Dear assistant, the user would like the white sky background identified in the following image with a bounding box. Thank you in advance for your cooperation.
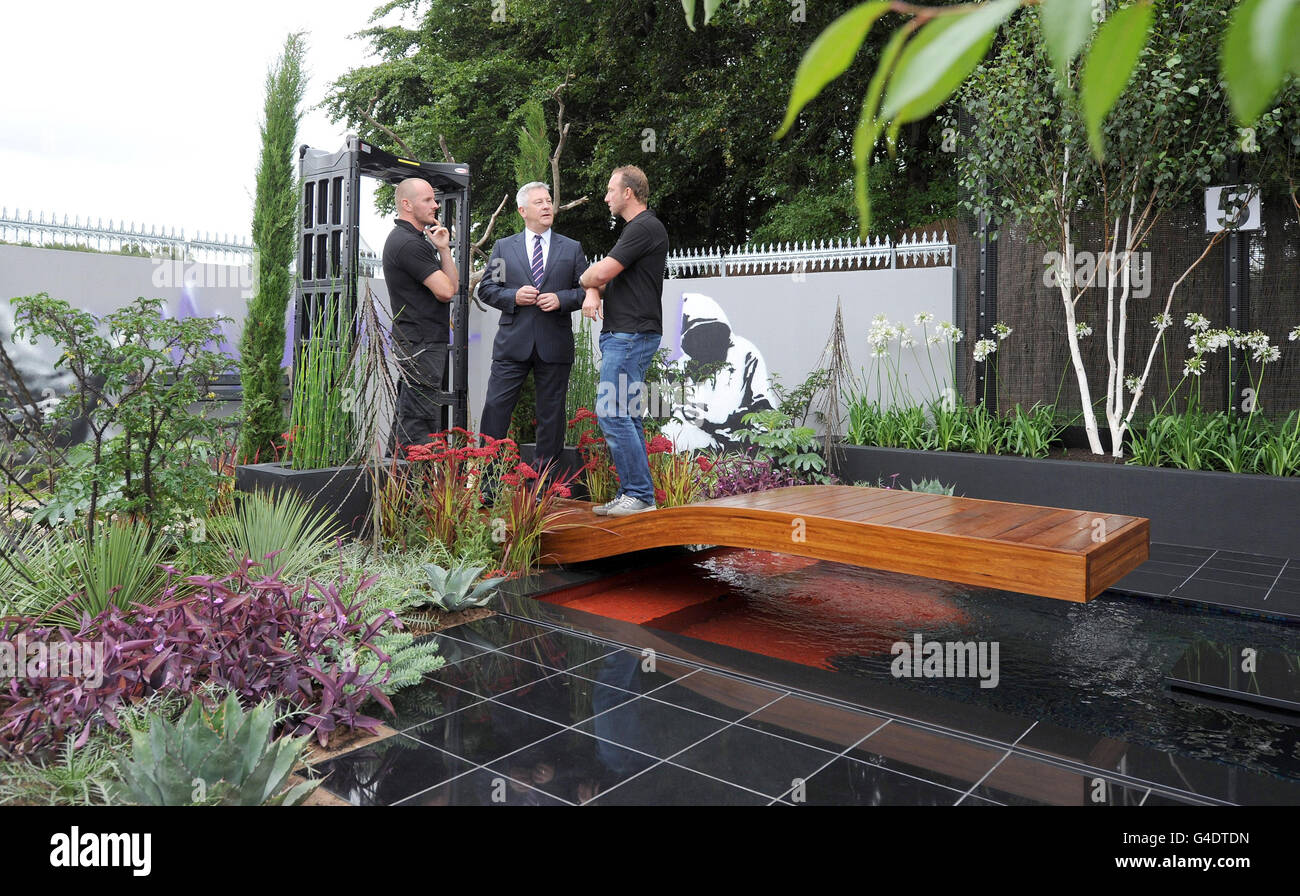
[0,0,404,255]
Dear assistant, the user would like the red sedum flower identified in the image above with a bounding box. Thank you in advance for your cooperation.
[646,435,673,455]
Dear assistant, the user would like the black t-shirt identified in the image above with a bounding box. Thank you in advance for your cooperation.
[604,209,668,335]
[382,219,450,344]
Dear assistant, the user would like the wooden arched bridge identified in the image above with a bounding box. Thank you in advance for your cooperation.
[540,485,1149,603]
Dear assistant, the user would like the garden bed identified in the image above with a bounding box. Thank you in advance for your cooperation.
[830,443,1299,557]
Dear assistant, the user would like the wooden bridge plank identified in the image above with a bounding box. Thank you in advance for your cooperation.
[912,505,1063,539]
[989,509,1090,543]
[773,490,895,518]
[853,501,972,530]
[540,485,1149,602]
[851,495,953,526]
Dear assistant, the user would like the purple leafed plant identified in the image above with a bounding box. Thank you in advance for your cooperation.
[0,557,396,759]
[706,453,808,498]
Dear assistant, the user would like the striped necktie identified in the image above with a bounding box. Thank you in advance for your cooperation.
[530,234,544,287]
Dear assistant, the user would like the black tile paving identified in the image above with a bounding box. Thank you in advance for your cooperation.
[1113,542,1300,623]
[312,543,1300,805]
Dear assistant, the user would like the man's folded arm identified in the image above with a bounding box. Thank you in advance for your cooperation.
[558,249,589,312]
[577,254,624,290]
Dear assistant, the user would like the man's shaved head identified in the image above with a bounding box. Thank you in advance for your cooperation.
[396,178,434,204]
[396,178,440,229]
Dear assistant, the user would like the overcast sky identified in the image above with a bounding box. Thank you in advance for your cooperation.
[0,0,401,252]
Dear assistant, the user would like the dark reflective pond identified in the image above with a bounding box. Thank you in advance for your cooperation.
[544,547,1300,782]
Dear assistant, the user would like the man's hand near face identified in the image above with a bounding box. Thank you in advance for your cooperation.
[423,223,451,251]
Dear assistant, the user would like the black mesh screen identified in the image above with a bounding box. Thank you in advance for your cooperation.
[954,189,1299,423]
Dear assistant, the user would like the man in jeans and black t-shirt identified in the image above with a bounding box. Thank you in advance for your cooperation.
[579,165,669,516]
[382,178,459,449]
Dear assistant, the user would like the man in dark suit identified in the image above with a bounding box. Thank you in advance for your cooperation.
[477,181,590,487]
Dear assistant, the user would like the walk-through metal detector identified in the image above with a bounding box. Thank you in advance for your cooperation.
[295,135,472,431]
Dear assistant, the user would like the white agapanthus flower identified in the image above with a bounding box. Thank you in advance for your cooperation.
[1243,330,1270,356]
[1257,345,1281,364]
[1189,330,1233,354]
[1206,329,1232,352]
[1075,321,1093,338]
[900,333,916,349]
[1151,312,1173,330]
[867,318,892,349]
[1183,356,1206,377]
[1184,312,1211,332]
[972,338,998,363]
[1125,375,1141,395]
[992,321,1012,341]
[1289,324,1300,342]
[926,334,943,346]
[870,347,887,359]
[914,311,935,326]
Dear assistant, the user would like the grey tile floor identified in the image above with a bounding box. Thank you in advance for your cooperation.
[314,609,1300,806]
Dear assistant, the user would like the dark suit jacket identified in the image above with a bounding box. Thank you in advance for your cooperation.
[477,229,588,364]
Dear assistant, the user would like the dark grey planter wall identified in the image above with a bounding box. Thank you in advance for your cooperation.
[831,445,1299,557]
[235,462,373,537]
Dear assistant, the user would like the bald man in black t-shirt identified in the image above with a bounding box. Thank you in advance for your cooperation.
[382,178,459,448]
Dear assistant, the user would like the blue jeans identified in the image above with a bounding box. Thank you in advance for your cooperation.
[597,331,661,504]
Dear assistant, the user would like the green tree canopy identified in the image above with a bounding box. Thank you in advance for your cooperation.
[325,0,963,254]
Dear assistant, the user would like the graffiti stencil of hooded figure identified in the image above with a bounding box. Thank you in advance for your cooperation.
[661,293,773,451]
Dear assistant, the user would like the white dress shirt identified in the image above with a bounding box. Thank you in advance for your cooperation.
[526,227,551,273]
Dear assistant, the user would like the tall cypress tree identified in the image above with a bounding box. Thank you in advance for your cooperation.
[239,32,307,463]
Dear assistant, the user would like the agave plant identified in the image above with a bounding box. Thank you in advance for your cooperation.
[116,692,318,807]
[418,562,507,613]
[905,478,956,496]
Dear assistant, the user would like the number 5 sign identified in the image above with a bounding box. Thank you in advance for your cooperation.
[1205,184,1261,233]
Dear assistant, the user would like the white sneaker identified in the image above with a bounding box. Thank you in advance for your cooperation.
[591,495,623,516]
[604,494,657,517]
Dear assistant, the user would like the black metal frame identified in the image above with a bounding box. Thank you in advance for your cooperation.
[295,135,472,430]
[976,206,998,412]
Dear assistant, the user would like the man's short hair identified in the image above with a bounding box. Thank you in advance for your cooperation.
[613,166,649,205]
[516,181,551,208]
[396,177,433,205]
